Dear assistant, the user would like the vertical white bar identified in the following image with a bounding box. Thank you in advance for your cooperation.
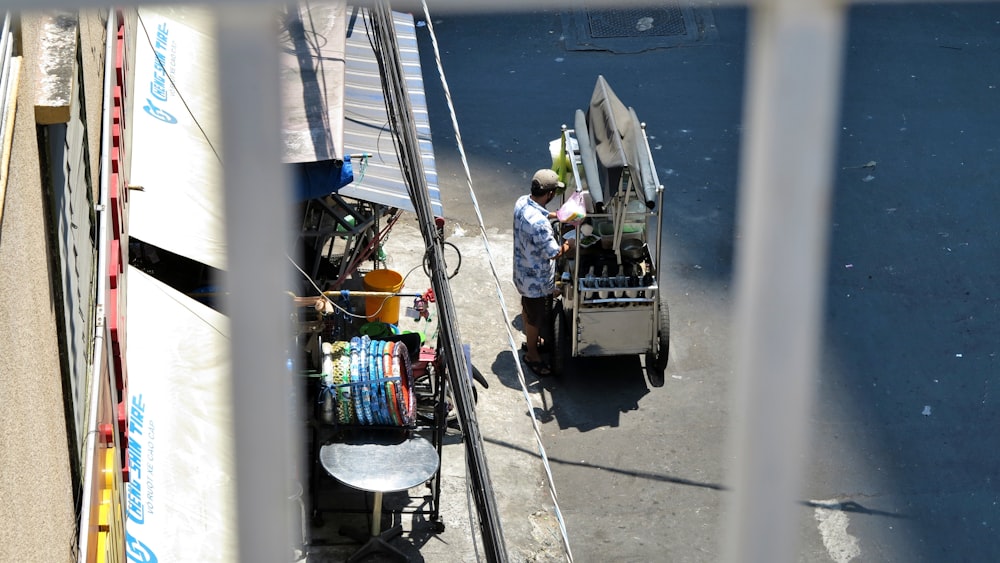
[215,6,298,563]
[724,1,845,562]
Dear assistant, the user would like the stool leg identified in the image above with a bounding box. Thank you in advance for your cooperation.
[348,491,408,563]
[371,491,383,536]
[347,528,407,563]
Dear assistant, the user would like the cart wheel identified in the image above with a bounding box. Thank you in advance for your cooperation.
[551,300,570,377]
[646,296,670,387]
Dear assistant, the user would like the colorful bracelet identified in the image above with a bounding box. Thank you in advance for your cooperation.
[360,336,375,425]
[369,339,385,425]
[377,340,391,425]
[332,341,352,424]
[320,341,335,386]
[350,337,365,425]
[396,341,414,425]
[327,337,415,427]
[385,342,401,426]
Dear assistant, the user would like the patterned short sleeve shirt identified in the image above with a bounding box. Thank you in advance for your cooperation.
[513,194,560,298]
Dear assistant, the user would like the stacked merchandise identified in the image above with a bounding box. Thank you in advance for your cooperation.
[317,335,415,426]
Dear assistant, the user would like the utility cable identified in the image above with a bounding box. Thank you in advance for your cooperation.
[286,252,425,321]
[366,4,509,560]
[420,3,575,561]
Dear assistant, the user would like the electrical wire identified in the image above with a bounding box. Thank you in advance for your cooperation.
[420,2,575,561]
[287,249,429,325]
[365,4,509,560]
[423,240,462,279]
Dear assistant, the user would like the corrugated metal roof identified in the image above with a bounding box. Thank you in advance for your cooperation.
[338,8,443,217]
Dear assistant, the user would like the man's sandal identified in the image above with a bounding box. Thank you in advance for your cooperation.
[523,358,553,377]
[520,338,549,354]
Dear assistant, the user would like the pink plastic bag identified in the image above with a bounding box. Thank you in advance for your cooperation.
[556,191,587,225]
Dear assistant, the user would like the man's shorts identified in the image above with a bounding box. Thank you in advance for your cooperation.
[521,295,549,327]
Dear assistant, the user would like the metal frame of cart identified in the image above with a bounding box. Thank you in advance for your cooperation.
[549,76,670,383]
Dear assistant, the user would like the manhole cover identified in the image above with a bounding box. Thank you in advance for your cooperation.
[562,1,717,53]
[586,5,688,39]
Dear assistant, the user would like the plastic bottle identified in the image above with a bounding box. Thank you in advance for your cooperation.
[583,266,596,301]
[637,264,649,298]
[626,263,640,299]
[641,271,654,299]
[615,266,628,296]
[599,265,610,299]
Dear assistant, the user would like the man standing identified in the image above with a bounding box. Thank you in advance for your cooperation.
[513,169,571,377]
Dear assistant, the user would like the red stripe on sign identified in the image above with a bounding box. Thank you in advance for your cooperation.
[99,423,114,445]
[113,349,127,392]
[117,399,127,432]
[109,287,125,357]
[110,172,126,237]
[109,241,120,289]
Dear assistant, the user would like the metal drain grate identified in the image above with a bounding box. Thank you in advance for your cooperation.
[562,1,715,53]
[586,5,688,39]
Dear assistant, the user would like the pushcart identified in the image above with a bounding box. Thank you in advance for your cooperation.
[548,76,670,384]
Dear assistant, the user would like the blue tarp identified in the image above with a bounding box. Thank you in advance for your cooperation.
[292,159,355,202]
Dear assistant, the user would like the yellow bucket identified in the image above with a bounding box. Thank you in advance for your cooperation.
[362,269,404,324]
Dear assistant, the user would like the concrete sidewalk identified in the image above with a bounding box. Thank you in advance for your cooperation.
[305,216,566,562]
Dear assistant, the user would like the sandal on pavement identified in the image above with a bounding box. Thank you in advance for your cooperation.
[520,338,549,354]
[523,358,553,377]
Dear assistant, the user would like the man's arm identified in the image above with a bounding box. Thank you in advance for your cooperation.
[555,239,571,258]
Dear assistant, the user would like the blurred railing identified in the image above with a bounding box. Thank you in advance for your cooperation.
[0,11,18,221]
[0,0,941,562]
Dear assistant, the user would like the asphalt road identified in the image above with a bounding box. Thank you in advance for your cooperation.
[418,4,1000,562]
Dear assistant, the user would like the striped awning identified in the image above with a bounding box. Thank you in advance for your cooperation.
[283,4,441,215]
[337,7,442,217]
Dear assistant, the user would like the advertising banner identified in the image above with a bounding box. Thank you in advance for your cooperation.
[124,267,234,563]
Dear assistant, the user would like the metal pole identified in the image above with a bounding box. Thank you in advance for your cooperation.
[216,7,298,563]
[724,1,846,562]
